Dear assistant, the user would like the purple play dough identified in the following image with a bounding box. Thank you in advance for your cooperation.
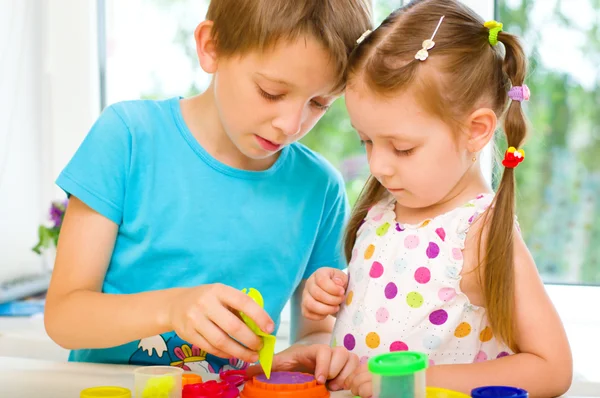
[256,372,314,385]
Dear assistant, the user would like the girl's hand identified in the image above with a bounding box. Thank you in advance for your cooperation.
[169,283,274,364]
[247,344,360,391]
[345,363,373,398]
[302,267,348,320]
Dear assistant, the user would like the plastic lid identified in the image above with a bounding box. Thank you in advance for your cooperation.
[426,387,470,398]
[80,387,132,398]
[368,352,428,376]
[182,373,204,387]
[183,380,238,398]
[471,386,528,397]
[240,372,330,398]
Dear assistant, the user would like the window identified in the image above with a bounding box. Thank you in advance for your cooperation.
[499,0,600,286]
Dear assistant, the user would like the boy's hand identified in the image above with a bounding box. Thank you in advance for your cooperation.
[345,363,373,398]
[169,283,274,364]
[302,267,348,320]
[247,344,359,391]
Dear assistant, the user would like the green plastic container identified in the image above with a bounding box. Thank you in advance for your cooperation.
[368,352,428,398]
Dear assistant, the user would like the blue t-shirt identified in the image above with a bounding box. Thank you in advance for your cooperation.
[56,97,349,371]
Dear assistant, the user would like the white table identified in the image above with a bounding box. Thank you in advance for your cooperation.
[0,356,598,398]
[0,317,598,397]
[0,356,354,397]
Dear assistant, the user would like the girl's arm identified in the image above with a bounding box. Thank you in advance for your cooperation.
[291,279,337,345]
[427,230,573,397]
[44,196,270,363]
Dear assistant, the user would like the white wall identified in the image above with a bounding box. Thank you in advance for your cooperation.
[0,0,44,279]
[0,0,99,279]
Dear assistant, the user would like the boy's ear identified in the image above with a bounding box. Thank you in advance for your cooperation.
[194,20,218,74]
[466,108,497,153]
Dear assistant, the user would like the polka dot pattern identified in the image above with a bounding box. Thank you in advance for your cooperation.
[384,282,398,299]
[479,327,493,343]
[426,242,440,259]
[390,341,409,352]
[366,332,380,349]
[406,292,424,308]
[454,322,472,338]
[404,235,420,249]
[429,310,448,325]
[377,222,391,237]
[376,307,390,323]
[438,287,456,302]
[346,291,354,306]
[332,193,511,367]
[369,262,384,278]
[414,267,431,284]
[344,334,355,351]
[364,244,375,259]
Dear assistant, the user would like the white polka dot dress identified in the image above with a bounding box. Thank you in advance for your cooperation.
[332,194,512,366]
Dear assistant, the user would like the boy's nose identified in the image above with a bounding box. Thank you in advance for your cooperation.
[272,106,305,137]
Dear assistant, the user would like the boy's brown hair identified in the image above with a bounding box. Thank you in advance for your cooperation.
[206,0,373,92]
[344,0,528,352]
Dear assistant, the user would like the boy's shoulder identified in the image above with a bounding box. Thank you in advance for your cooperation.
[287,142,345,190]
[104,98,176,127]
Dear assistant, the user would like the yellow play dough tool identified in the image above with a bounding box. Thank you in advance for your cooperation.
[241,288,276,379]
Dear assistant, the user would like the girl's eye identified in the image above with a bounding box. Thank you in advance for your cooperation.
[396,148,414,156]
[310,100,330,111]
[360,140,372,146]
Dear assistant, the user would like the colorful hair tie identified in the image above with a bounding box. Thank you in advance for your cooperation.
[502,147,525,169]
[508,84,530,102]
[484,20,503,46]
[415,15,446,61]
[356,29,372,45]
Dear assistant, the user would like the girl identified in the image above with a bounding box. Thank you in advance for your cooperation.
[301,0,572,396]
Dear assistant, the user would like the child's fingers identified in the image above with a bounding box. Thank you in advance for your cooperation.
[348,365,373,397]
[328,349,359,391]
[184,328,231,360]
[207,305,263,352]
[195,315,259,364]
[315,269,347,296]
[307,281,345,306]
[219,285,275,334]
[312,345,332,385]
[302,297,339,319]
[344,362,368,390]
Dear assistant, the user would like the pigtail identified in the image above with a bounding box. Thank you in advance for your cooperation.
[344,177,388,262]
[480,31,528,352]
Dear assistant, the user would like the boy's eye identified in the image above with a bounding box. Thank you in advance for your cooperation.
[257,86,284,101]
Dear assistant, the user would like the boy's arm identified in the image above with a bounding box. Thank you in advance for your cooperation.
[427,231,573,397]
[44,196,182,349]
[45,196,270,363]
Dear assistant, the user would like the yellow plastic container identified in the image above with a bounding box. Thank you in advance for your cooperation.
[80,386,132,398]
[426,387,470,398]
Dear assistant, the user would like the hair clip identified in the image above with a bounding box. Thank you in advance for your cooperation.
[484,20,503,46]
[508,84,530,102]
[502,146,525,169]
[357,29,372,45]
[415,15,445,61]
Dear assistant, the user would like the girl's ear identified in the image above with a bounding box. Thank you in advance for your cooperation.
[466,108,497,153]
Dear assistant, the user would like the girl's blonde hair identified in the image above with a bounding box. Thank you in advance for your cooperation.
[344,0,528,352]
